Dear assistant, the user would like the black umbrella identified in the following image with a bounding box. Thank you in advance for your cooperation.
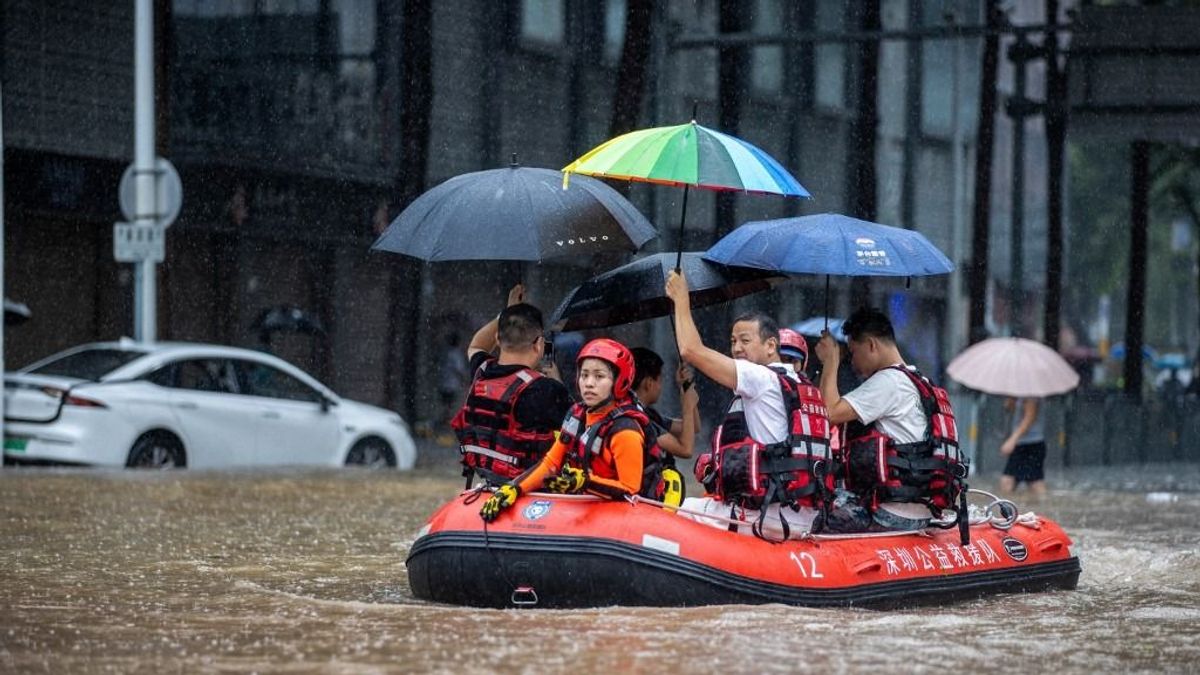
[371,158,656,263]
[548,252,787,331]
[4,298,32,327]
[251,305,325,346]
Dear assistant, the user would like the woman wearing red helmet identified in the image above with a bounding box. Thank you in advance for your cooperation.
[481,338,661,522]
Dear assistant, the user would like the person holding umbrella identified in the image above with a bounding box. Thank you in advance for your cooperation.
[999,398,1046,498]
[665,271,833,541]
[631,348,701,461]
[814,307,962,531]
[452,285,570,488]
[946,336,1083,504]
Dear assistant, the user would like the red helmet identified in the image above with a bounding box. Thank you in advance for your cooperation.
[576,338,635,399]
[693,452,717,494]
[778,328,809,366]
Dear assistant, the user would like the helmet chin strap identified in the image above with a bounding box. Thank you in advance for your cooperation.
[587,395,614,413]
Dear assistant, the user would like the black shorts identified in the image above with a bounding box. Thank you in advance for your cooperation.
[1003,441,1047,483]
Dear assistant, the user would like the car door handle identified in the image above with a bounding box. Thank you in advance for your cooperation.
[262,411,281,419]
[176,402,198,410]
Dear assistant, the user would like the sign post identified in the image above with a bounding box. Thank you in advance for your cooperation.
[1,72,7,464]
[126,0,182,342]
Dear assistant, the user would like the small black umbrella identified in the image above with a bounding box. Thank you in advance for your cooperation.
[371,158,656,263]
[251,305,325,346]
[548,252,787,331]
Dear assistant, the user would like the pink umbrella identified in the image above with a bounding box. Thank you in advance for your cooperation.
[946,337,1080,397]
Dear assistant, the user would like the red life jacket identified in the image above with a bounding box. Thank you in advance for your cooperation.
[557,400,667,500]
[451,363,556,485]
[707,367,834,512]
[843,366,966,517]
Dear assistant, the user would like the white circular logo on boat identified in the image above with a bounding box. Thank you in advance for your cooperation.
[1001,537,1029,562]
[522,500,553,521]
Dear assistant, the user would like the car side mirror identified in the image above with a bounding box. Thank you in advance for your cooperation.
[320,395,335,413]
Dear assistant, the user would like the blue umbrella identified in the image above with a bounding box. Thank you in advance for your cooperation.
[705,213,954,327]
[792,317,846,342]
[704,213,954,277]
[1109,343,1157,361]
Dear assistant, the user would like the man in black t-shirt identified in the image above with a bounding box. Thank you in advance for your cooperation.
[452,285,570,486]
[631,347,699,461]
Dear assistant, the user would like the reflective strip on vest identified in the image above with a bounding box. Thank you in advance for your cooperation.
[462,444,520,465]
[561,414,582,439]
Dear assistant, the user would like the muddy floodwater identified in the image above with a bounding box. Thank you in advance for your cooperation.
[2,457,1199,674]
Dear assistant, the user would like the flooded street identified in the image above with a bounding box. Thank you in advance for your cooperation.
[2,457,1199,674]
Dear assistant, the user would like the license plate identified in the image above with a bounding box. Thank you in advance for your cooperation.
[3,437,28,452]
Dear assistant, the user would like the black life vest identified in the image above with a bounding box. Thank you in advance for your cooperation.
[707,367,834,512]
[557,400,667,500]
[452,363,556,485]
[843,365,966,517]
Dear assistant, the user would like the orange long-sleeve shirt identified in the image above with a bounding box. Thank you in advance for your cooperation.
[516,402,645,498]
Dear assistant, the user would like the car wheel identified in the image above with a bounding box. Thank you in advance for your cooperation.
[126,433,186,469]
[344,438,396,469]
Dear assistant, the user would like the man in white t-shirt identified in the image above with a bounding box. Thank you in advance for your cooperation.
[815,307,932,530]
[664,270,819,538]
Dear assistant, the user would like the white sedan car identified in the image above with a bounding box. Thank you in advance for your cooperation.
[2,341,416,470]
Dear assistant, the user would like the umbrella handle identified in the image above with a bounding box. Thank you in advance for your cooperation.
[823,275,830,331]
[674,184,691,272]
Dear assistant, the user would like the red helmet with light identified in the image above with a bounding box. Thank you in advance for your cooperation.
[576,338,635,400]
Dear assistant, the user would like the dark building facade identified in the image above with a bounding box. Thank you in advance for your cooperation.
[5,0,1038,430]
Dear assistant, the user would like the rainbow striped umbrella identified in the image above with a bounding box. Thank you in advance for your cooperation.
[562,120,810,268]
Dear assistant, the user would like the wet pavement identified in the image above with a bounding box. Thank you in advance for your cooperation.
[2,447,1199,674]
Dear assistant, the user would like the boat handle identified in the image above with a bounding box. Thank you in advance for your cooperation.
[853,560,883,575]
[1037,538,1064,554]
[511,586,539,607]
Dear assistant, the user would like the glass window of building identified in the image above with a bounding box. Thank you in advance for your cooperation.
[175,0,323,15]
[815,0,845,110]
[751,0,784,94]
[604,0,626,62]
[172,0,379,167]
[921,0,980,137]
[521,0,566,45]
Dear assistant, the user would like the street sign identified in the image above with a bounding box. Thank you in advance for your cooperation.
[118,157,183,227]
[113,222,165,263]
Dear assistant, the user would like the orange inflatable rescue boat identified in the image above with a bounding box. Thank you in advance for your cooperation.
[406,491,1080,609]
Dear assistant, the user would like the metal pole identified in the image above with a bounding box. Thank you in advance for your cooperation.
[969,0,1001,345]
[1124,141,1150,399]
[1,74,7,460]
[947,11,968,363]
[1043,0,1066,350]
[1007,34,1029,338]
[134,0,157,342]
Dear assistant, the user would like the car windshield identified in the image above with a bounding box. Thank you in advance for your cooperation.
[27,348,148,381]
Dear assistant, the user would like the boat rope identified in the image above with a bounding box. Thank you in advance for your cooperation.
[627,489,1030,538]
[461,486,528,604]
[459,488,1027,550]
[623,494,927,540]
[963,488,1022,530]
